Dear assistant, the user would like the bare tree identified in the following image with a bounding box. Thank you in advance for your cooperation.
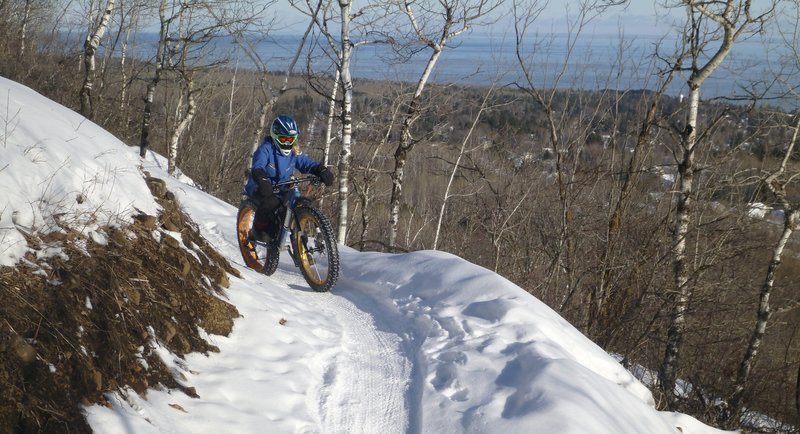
[721,3,800,422]
[322,67,340,167]
[336,0,355,244]
[512,0,631,327]
[138,0,265,164]
[658,0,777,408]
[80,0,115,119]
[139,0,168,158]
[166,35,199,175]
[592,43,685,345]
[0,0,54,77]
[301,0,390,244]
[18,0,34,60]
[112,0,146,114]
[299,0,356,244]
[722,113,800,427]
[387,0,501,250]
[432,85,496,250]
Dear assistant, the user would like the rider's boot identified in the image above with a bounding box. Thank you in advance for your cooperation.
[249,222,273,243]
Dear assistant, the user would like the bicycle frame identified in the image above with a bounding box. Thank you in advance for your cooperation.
[271,177,318,267]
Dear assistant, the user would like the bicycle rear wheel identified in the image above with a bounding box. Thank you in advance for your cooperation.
[292,206,339,292]
[236,201,279,275]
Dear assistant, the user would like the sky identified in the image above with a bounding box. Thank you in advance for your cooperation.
[278,0,678,36]
[277,0,792,38]
[0,75,750,433]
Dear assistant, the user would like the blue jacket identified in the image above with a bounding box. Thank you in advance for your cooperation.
[244,137,321,196]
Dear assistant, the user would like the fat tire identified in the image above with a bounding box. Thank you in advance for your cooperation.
[292,206,339,292]
[237,200,280,274]
[262,243,280,276]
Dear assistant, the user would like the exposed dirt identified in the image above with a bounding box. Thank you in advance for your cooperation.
[0,177,240,433]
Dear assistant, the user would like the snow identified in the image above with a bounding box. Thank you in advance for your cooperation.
[0,76,732,433]
[747,202,770,219]
[0,77,158,266]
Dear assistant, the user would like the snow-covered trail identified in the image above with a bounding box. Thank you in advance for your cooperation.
[305,287,412,434]
[87,168,723,434]
[118,173,418,433]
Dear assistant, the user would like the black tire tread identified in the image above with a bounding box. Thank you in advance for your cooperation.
[262,243,280,276]
[294,206,339,292]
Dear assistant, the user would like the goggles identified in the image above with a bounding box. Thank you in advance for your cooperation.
[276,135,297,147]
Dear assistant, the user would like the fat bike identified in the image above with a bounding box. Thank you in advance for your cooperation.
[236,176,339,292]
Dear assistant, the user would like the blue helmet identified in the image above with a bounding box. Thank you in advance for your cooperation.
[270,115,299,156]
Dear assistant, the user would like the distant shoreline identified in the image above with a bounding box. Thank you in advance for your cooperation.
[100,30,798,109]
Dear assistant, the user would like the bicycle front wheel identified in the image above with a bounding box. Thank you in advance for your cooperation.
[236,201,279,275]
[292,206,339,292]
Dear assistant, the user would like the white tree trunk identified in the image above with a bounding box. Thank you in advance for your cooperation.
[388,0,482,250]
[660,85,699,401]
[324,68,340,167]
[119,0,136,112]
[659,0,766,406]
[725,114,800,424]
[168,77,197,176]
[19,0,33,59]
[336,0,353,245]
[139,0,167,158]
[388,44,445,250]
[80,0,115,118]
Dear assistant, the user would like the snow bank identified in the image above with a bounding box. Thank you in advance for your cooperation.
[337,249,727,433]
[0,76,158,266]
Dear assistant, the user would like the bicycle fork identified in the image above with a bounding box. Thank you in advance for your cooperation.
[279,186,304,269]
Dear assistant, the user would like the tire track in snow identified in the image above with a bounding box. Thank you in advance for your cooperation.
[263,263,413,434]
[309,294,412,434]
[188,209,415,433]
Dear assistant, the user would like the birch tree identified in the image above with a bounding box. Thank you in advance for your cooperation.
[80,0,115,119]
[138,0,263,161]
[592,45,685,345]
[353,90,405,250]
[167,30,198,175]
[19,0,34,60]
[658,0,777,408]
[0,0,51,74]
[335,0,355,244]
[294,0,353,244]
[322,67,340,167]
[111,0,146,114]
[722,113,800,427]
[387,0,500,250]
[165,0,255,174]
[300,0,389,244]
[139,0,168,158]
[722,3,800,423]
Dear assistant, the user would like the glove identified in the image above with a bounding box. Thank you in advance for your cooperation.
[253,168,280,207]
[313,165,335,187]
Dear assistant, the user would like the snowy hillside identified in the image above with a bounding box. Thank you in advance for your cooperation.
[0,76,728,433]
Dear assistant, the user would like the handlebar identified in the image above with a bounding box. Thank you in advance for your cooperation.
[271,176,320,192]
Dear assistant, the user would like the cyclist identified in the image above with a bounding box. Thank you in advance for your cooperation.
[244,115,334,243]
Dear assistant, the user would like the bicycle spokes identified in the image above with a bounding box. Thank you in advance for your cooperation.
[237,202,280,275]
[293,207,338,292]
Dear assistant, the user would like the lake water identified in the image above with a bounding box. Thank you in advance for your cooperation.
[126,31,796,108]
